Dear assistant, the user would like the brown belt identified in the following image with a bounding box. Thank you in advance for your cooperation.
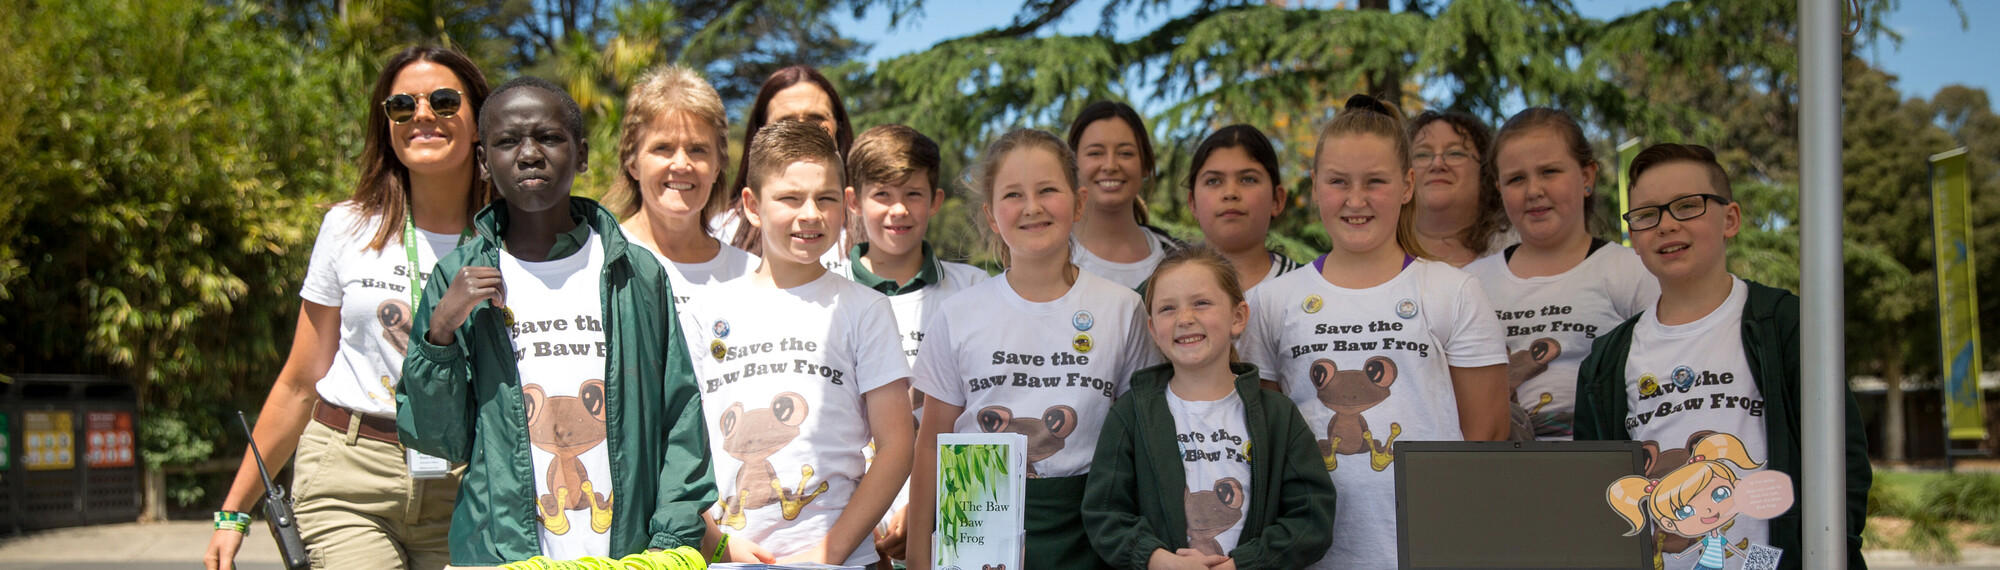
[313,402,399,444]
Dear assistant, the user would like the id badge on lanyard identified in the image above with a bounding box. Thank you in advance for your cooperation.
[402,212,469,479]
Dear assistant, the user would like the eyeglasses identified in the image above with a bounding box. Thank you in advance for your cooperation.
[381,88,463,124]
[1622,193,1730,231]
[1411,149,1477,167]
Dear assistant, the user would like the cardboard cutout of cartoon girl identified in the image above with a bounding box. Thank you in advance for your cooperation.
[1606,433,1795,570]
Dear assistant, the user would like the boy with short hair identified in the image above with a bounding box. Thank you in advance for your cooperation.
[397,77,714,567]
[1575,143,1869,570]
[683,119,915,567]
[842,124,992,363]
[839,124,990,562]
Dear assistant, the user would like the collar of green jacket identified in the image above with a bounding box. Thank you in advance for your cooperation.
[471,196,632,263]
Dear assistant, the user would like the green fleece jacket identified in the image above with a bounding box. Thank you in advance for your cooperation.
[1083,362,1337,569]
[1575,279,1870,570]
[396,197,716,565]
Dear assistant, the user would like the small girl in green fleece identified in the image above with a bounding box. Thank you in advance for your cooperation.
[1083,246,1337,569]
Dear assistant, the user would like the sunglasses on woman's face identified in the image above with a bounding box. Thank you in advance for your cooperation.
[381,88,463,124]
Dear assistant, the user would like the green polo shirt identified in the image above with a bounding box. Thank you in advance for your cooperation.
[847,242,944,296]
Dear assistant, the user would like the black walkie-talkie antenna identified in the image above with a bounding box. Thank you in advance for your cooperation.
[238,411,311,570]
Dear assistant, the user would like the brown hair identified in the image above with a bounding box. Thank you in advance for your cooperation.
[606,65,730,224]
[1141,245,1247,362]
[1067,100,1157,225]
[1409,110,1507,257]
[1488,107,1602,232]
[730,66,854,252]
[966,128,1079,267]
[744,120,844,198]
[351,45,492,251]
[847,124,942,192]
[1628,143,1733,201]
[1311,94,1429,259]
[1184,124,1283,206]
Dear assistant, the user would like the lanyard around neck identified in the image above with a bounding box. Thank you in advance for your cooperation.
[403,209,474,308]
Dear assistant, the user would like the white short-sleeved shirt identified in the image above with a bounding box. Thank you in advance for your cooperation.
[912,271,1162,478]
[1238,257,1509,570]
[499,232,614,559]
[881,261,990,363]
[1073,229,1180,289]
[681,272,910,567]
[1623,277,1775,569]
[1168,389,1253,557]
[298,203,464,417]
[1464,242,1658,440]
[633,241,760,368]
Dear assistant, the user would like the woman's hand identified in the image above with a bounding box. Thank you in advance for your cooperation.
[203,528,245,570]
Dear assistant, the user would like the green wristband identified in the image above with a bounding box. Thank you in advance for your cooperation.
[711,533,729,562]
[213,511,252,533]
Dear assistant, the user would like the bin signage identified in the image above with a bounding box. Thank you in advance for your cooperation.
[23,410,73,471]
[86,411,134,468]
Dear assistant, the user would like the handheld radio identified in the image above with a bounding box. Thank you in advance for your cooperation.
[237,411,311,570]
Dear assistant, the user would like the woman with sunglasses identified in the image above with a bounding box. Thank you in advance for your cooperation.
[205,46,491,570]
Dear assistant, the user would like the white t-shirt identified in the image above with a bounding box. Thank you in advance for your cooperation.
[1073,229,1179,289]
[1255,250,1306,292]
[633,241,761,369]
[1464,242,1658,440]
[499,232,614,559]
[1623,277,1774,570]
[299,203,464,417]
[882,261,991,364]
[912,271,1161,478]
[1237,257,1508,570]
[682,272,911,567]
[1167,389,1253,557]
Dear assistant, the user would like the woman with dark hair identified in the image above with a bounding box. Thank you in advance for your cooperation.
[205,45,491,570]
[1068,100,1183,289]
[712,65,855,258]
[1408,110,1511,267]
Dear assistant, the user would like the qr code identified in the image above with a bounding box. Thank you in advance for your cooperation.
[1741,543,1783,570]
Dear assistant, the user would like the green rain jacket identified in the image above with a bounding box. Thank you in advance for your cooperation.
[1084,362,1338,569]
[397,197,716,566]
[1575,279,1870,570]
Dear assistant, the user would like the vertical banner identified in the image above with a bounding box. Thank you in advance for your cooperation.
[1931,147,1988,441]
[1617,138,1642,247]
[1,411,10,471]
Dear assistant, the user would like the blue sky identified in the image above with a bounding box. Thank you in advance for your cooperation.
[834,0,1998,106]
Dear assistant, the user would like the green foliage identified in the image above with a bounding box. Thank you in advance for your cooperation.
[0,1,349,420]
[933,442,1011,562]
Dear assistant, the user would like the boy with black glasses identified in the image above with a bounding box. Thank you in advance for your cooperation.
[1573,143,1870,570]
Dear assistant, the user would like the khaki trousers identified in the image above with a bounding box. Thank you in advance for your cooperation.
[293,417,460,569]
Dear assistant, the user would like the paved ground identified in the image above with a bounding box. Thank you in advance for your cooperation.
[1,520,1997,569]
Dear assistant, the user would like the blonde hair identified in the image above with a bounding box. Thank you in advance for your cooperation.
[1311,94,1430,260]
[966,128,1079,268]
[606,65,730,223]
[1141,245,1247,362]
[1606,433,1766,536]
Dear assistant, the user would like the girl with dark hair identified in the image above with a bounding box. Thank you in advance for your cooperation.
[205,45,491,570]
[1185,124,1304,291]
[713,65,855,259]
[1068,100,1183,289]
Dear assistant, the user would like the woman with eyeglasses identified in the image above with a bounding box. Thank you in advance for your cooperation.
[205,46,491,570]
[1461,108,1657,442]
[1408,110,1511,267]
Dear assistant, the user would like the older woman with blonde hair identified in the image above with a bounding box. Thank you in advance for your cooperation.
[610,65,762,299]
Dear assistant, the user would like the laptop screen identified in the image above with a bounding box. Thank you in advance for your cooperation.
[1395,441,1647,569]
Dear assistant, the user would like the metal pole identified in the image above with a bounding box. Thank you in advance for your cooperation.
[1799,0,1846,568]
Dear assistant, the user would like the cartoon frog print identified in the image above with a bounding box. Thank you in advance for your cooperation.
[524,380,612,535]
[1312,356,1400,472]
[975,405,1078,477]
[1185,477,1246,556]
[715,392,827,529]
